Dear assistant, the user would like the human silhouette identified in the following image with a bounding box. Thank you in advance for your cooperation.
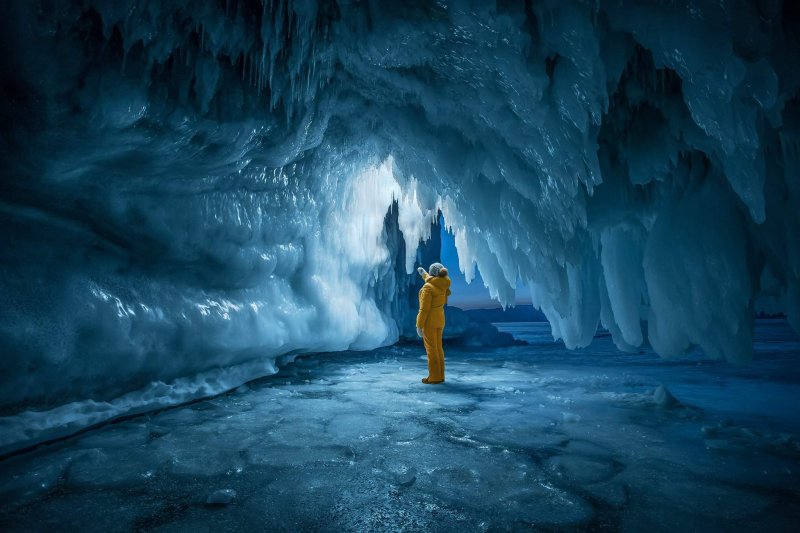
[416,262,451,384]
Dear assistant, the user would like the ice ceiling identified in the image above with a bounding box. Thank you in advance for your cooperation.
[0,0,799,450]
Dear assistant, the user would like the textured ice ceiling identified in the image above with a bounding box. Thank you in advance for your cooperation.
[1,0,799,450]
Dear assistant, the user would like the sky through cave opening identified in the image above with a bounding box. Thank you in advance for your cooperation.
[438,211,532,311]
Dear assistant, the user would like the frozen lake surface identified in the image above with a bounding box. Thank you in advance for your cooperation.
[1,320,799,531]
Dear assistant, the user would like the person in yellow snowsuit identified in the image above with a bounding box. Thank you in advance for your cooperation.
[416,262,451,384]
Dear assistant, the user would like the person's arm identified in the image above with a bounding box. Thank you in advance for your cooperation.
[416,285,432,329]
[417,266,429,281]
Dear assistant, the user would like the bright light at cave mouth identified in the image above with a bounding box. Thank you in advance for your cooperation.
[1,1,799,529]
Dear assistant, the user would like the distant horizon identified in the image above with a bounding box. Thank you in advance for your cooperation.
[451,301,535,310]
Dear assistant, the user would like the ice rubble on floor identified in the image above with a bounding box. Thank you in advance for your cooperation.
[1,321,799,531]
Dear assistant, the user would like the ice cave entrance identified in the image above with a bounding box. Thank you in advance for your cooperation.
[353,157,512,311]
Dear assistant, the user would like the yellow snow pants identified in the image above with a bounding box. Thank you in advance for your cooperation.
[423,326,445,382]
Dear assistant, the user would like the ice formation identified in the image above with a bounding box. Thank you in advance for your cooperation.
[0,0,798,452]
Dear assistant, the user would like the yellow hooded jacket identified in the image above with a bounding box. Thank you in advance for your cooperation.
[416,270,452,329]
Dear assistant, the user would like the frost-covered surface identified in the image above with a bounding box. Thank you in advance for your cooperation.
[0,320,798,531]
[1,1,799,445]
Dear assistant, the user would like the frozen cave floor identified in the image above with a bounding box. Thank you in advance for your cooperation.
[1,320,800,532]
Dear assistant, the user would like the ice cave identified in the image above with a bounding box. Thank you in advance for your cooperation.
[1,0,799,530]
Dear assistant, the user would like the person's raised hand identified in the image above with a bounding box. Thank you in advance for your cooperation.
[416,327,423,338]
[417,267,426,277]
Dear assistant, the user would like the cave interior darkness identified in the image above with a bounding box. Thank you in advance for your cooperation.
[1,0,800,531]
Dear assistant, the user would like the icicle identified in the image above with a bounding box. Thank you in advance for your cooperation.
[259,42,267,93]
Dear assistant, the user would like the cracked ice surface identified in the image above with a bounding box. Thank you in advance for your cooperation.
[1,320,798,531]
